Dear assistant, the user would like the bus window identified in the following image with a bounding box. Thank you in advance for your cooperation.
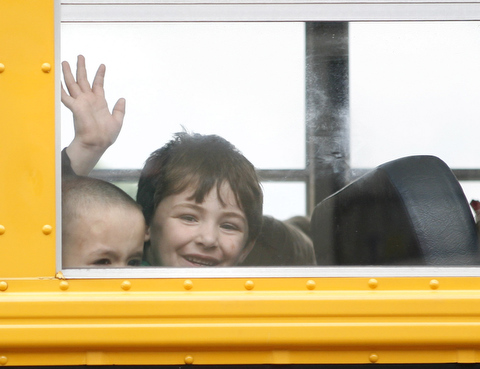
[350,21,480,178]
[60,22,306,218]
[60,19,480,273]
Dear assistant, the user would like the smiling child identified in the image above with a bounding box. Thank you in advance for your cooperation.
[138,132,263,267]
[61,56,263,267]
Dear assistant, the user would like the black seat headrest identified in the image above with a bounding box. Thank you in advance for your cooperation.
[311,155,478,265]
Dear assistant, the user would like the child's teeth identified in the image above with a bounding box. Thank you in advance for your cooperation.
[186,256,217,266]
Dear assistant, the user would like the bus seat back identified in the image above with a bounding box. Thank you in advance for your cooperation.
[311,155,479,265]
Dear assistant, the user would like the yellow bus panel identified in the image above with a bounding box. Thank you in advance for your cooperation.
[2,0,480,367]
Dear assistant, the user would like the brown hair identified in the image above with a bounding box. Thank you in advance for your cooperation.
[241,215,316,266]
[137,132,263,244]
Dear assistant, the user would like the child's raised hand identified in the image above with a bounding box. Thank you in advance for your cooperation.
[62,55,125,175]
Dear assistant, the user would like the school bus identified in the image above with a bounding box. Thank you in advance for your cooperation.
[3,0,480,368]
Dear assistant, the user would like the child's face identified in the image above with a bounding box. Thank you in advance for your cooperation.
[146,182,253,267]
[63,205,146,268]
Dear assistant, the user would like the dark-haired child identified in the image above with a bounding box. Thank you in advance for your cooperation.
[137,132,263,266]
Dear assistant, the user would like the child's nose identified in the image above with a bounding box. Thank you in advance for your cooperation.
[112,261,129,267]
[196,222,219,248]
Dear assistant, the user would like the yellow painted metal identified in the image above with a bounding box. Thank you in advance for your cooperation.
[0,0,57,278]
[0,277,479,365]
[2,0,480,366]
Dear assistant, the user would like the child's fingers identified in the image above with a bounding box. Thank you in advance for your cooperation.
[61,83,75,108]
[92,64,106,96]
[76,55,92,92]
[112,98,126,124]
[62,60,82,98]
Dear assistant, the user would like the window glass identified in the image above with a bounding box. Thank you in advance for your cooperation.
[61,20,480,272]
[460,181,480,212]
[109,181,307,221]
[350,21,480,169]
[350,21,480,219]
[61,22,306,172]
[262,182,307,220]
[60,21,309,271]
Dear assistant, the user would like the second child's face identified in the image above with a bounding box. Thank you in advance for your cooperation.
[146,182,252,267]
[62,205,146,268]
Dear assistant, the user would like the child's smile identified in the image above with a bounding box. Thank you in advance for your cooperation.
[146,182,253,267]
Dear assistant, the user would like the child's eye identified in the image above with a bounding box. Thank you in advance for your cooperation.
[93,258,111,265]
[127,259,142,267]
[221,223,240,231]
[180,215,197,223]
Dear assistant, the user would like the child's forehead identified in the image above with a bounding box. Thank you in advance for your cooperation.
[180,182,242,209]
[73,206,145,242]
[79,201,143,220]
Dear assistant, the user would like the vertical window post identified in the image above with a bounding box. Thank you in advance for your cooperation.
[306,22,350,211]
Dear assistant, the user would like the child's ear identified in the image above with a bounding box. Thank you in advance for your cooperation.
[143,226,154,265]
[238,240,255,263]
[144,226,150,242]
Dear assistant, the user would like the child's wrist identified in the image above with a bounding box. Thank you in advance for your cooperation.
[71,137,111,155]
[66,139,108,176]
